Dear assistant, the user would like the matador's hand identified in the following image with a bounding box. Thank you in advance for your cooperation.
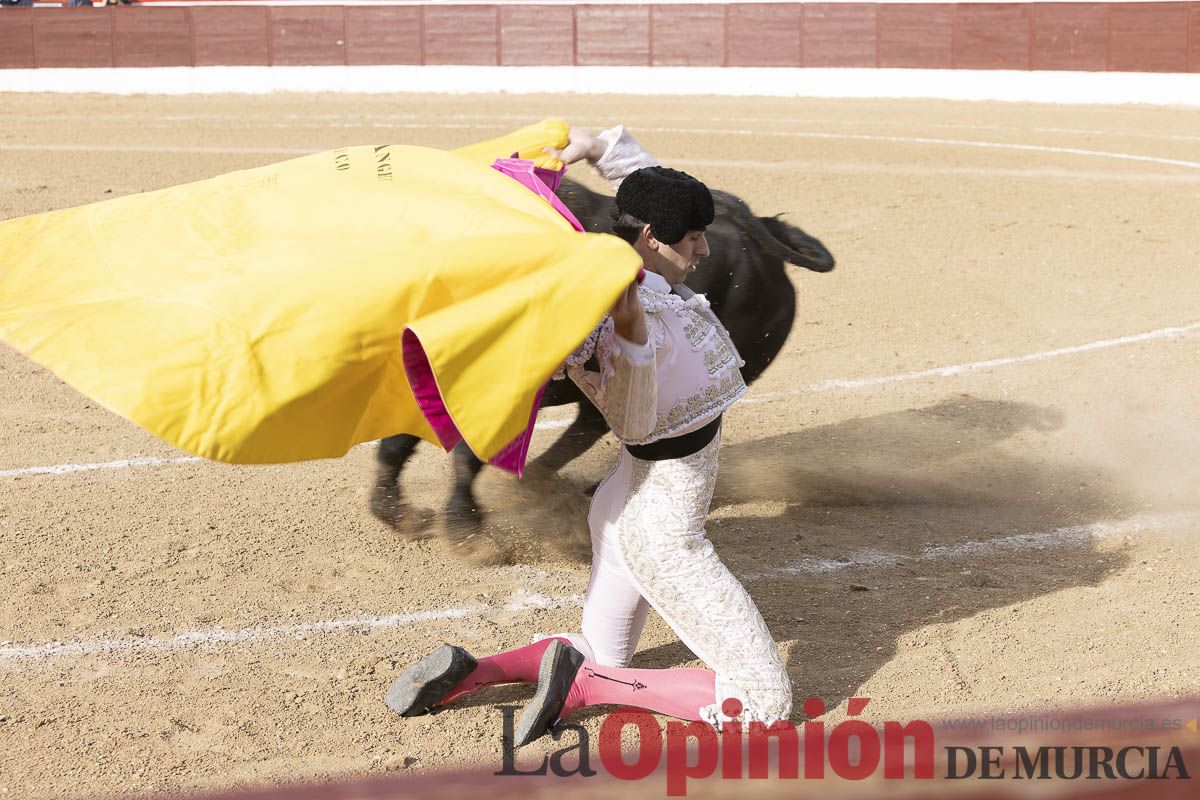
[543,127,608,166]
[610,280,648,345]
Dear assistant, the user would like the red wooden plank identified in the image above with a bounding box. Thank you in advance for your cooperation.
[265,7,274,65]
[417,5,424,64]
[877,3,954,68]
[953,3,1030,70]
[345,6,421,66]
[803,3,875,67]
[1109,2,1189,72]
[186,7,196,67]
[1030,3,1109,71]
[650,4,724,66]
[423,5,497,65]
[726,3,802,67]
[191,6,268,66]
[0,8,35,69]
[270,6,344,67]
[33,8,112,68]
[575,4,650,66]
[500,5,574,66]
[113,7,190,68]
[722,3,730,65]
[1190,2,1200,71]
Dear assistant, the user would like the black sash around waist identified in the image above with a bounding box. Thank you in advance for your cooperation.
[625,415,722,461]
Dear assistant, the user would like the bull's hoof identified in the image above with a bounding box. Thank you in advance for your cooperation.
[368,481,398,522]
[442,495,492,535]
[369,484,435,539]
[394,506,437,539]
[440,503,508,565]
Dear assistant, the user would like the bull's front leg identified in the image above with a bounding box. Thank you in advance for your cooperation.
[370,434,432,537]
[446,441,485,527]
[440,442,506,565]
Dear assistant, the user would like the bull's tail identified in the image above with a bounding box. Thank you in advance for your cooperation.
[713,191,835,273]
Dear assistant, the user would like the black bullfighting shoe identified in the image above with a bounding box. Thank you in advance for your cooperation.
[385,643,478,718]
[514,640,585,747]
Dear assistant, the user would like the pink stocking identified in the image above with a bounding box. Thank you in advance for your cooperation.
[436,637,571,707]
[563,662,716,722]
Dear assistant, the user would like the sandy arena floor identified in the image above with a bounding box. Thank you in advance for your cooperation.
[1,92,1198,798]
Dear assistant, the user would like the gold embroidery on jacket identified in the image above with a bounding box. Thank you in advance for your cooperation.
[655,369,746,436]
[704,338,737,377]
[682,310,714,352]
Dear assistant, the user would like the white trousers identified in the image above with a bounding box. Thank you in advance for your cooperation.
[559,430,792,724]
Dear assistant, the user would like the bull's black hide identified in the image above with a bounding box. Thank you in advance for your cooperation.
[370,178,834,553]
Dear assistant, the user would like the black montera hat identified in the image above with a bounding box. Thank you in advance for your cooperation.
[615,166,714,245]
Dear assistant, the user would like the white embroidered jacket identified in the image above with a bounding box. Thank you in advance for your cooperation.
[553,126,748,447]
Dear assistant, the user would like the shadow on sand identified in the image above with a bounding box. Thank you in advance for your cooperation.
[433,394,1137,720]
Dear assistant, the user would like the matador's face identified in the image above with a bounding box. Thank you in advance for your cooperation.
[651,229,710,286]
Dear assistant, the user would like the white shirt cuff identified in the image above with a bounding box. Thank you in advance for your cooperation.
[612,330,654,366]
[593,125,660,188]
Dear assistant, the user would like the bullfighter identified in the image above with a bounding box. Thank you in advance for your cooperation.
[387,125,792,744]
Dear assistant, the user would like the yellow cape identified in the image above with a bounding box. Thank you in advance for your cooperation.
[0,120,641,473]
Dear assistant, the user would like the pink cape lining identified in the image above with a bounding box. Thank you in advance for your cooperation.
[399,157,586,477]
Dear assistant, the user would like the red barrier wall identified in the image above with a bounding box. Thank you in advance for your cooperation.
[192,6,268,65]
[0,8,33,68]
[1,3,1197,72]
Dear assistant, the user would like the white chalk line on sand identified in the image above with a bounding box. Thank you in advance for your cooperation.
[4,127,1199,174]
[3,509,1194,665]
[0,142,311,156]
[673,158,1200,184]
[7,142,1192,184]
[743,510,1199,581]
[10,111,1200,145]
[3,320,1196,479]
[641,127,1200,172]
[0,588,583,663]
[739,320,1200,402]
[0,418,573,478]
[0,455,202,479]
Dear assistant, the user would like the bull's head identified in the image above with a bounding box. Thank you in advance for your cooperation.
[711,190,835,274]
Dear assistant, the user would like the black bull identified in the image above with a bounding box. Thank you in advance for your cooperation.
[369,177,834,551]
